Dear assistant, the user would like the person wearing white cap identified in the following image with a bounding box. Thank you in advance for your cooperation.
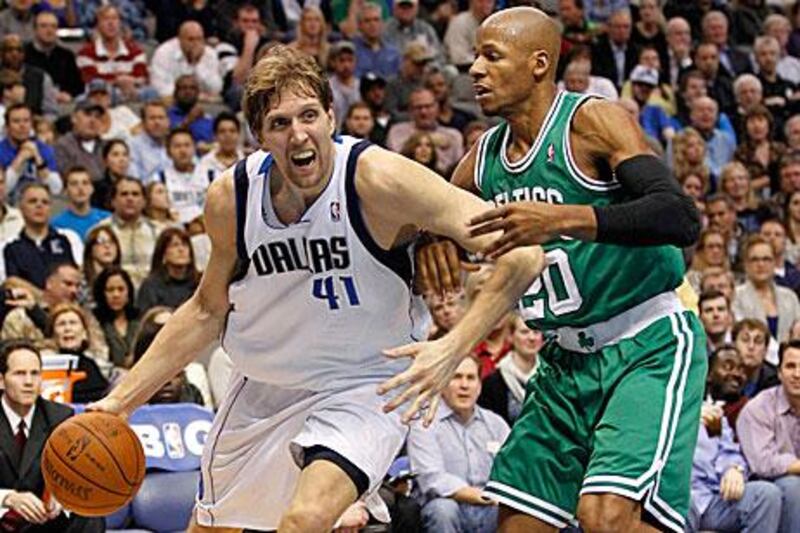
[628,64,675,145]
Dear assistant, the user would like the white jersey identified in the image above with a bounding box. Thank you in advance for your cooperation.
[150,165,209,223]
[223,136,422,390]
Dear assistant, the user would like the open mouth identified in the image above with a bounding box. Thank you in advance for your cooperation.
[474,85,491,98]
[290,149,316,168]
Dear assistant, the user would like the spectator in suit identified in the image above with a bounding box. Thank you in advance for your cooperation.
[444,0,495,71]
[737,339,800,533]
[128,101,171,181]
[700,290,735,353]
[167,74,214,151]
[706,194,744,269]
[0,340,104,532]
[693,42,737,120]
[75,5,150,103]
[23,11,83,102]
[733,318,780,399]
[353,3,401,79]
[53,99,106,184]
[665,17,693,87]
[732,74,764,142]
[733,235,800,345]
[150,21,222,100]
[479,315,542,425]
[136,228,200,312]
[3,184,79,289]
[590,9,638,91]
[760,218,800,294]
[52,167,110,241]
[702,11,752,78]
[0,103,61,202]
[688,344,782,533]
[763,14,800,86]
[407,356,509,533]
[384,0,444,66]
[386,88,463,172]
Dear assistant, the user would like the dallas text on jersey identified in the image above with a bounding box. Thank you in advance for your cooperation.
[251,236,350,276]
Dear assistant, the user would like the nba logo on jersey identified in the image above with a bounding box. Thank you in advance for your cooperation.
[330,200,341,222]
[546,143,555,163]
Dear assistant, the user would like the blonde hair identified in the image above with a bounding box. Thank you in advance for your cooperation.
[242,44,333,142]
[719,161,757,208]
[672,127,709,179]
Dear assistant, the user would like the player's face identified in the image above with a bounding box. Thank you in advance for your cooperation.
[260,92,336,191]
[735,327,768,370]
[779,347,800,399]
[1,349,41,410]
[470,27,537,117]
[442,357,481,414]
[53,311,88,352]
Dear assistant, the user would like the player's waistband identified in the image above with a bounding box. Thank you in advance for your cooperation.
[553,291,685,353]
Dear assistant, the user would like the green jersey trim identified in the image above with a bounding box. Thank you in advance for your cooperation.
[474,124,502,193]
[499,91,566,174]
[561,93,621,192]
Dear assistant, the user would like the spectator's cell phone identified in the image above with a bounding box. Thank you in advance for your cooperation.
[163,423,185,459]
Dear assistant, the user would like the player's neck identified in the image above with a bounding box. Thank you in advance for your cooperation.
[505,86,557,156]
[271,168,333,225]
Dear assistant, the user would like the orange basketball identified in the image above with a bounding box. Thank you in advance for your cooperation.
[41,412,146,516]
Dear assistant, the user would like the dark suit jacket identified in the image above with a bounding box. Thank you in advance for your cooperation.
[0,395,104,532]
[719,46,752,78]
[591,35,639,90]
[478,371,513,426]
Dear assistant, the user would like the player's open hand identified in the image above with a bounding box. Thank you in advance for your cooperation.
[378,339,465,426]
[468,202,561,259]
[416,239,478,295]
[86,396,129,420]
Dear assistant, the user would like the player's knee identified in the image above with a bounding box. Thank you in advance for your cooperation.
[577,495,638,533]
[278,501,337,533]
[421,498,461,530]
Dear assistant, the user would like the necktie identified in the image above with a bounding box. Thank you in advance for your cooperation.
[14,420,26,452]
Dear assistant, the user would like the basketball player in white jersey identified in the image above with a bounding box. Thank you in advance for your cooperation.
[89,45,544,532]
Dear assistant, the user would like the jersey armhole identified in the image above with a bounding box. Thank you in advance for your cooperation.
[344,140,413,286]
[473,126,497,194]
[233,157,249,262]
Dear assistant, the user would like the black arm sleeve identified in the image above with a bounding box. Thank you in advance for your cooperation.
[592,154,701,247]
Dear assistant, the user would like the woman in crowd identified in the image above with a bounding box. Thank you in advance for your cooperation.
[289,6,330,67]
[734,105,787,197]
[784,190,800,264]
[718,161,763,234]
[137,228,200,312]
[671,128,710,188]
[93,266,140,368]
[478,315,543,425]
[401,132,440,175]
[93,139,131,209]
[631,0,668,69]
[733,235,800,344]
[47,303,110,404]
[678,169,710,217]
[687,228,730,293]
[83,226,121,291]
[144,182,180,225]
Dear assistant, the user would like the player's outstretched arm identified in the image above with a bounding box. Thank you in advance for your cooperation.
[89,172,240,417]
[356,148,545,424]
[468,99,701,258]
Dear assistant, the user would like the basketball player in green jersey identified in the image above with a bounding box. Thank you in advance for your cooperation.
[380,7,705,533]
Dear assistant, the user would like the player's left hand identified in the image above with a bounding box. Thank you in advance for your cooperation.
[720,467,745,501]
[378,339,465,426]
[468,202,562,259]
[333,501,369,533]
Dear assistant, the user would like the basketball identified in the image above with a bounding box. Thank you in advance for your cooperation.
[41,412,146,516]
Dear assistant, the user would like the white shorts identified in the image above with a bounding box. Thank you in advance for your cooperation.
[195,373,408,530]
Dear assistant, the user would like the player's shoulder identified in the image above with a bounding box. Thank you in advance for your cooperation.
[571,98,630,134]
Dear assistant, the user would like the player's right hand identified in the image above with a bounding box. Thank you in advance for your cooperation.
[416,239,477,295]
[86,396,129,419]
[5,491,49,524]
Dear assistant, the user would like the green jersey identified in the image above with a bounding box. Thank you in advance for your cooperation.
[476,91,684,330]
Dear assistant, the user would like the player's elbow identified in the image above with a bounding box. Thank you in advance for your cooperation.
[672,194,702,248]
[497,246,545,284]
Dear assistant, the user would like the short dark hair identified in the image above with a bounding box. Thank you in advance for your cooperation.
[709,342,738,371]
[93,266,138,324]
[19,181,49,200]
[699,289,729,310]
[64,165,91,185]
[102,138,129,160]
[213,111,240,134]
[4,102,31,127]
[44,261,79,284]
[779,339,800,367]
[732,318,770,347]
[140,100,167,120]
[167,126,194,148]
[111,176,145,198]
[0,340,41,375]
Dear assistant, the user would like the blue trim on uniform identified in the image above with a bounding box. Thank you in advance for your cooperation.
[344,140,413,286]
[233,158,250,262]
[259,153,272,175]
[158,170,166,184]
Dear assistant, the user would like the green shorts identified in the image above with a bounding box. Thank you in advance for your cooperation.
[484,310,706,533]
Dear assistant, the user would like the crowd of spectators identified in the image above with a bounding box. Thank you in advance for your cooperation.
[0,0,799,531]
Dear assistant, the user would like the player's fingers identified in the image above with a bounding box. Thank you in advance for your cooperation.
[468,206,505,226]
[377,367,417,396]
[425,247,445,295]
[382,342,420,359]
[434,245,455,294]
[422,395,441,428]
[486,235,521,261]
[445,244,462,292]
[384,382,422,414]
[416,249,432,293]
[460,260,481,272]
[468,219,507,238]
[401,387,432,424]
